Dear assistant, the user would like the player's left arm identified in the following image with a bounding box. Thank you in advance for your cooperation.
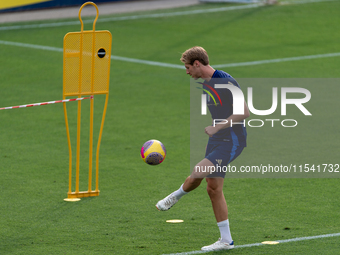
[205,101,250,137]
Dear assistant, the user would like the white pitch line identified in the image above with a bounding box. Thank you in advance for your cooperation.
[281,0,338,4]
[0,39,339,69]
[212,52,340,68]
[0,0,337,31]
[110,55,184,69]
[162,232,340,255]
[0,4,260,31]
[0,40,63,53]
[0,39,184,69]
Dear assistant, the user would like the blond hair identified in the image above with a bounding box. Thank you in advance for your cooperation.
[180,46,209,66]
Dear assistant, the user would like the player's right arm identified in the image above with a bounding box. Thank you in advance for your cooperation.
[204,101,249,137]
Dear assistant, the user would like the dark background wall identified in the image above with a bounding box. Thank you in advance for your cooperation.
[0,0,128,13]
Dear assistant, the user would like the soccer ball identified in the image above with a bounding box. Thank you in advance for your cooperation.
[141,139,166,165]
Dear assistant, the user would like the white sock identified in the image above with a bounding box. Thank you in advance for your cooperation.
[172,184,188,200]
[217,219,233,244]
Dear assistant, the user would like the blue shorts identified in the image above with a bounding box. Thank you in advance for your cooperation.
[205,139,245,178]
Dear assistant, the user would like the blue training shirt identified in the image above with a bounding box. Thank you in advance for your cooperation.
[202,70,247,147]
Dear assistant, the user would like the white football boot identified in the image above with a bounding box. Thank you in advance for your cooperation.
[201,238,234,251]
[155,193,178,211]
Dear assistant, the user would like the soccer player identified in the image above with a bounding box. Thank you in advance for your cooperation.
[156,46,249,251]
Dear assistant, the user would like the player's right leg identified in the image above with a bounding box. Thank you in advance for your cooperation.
[201,177,234,251]
[155,158,213,211]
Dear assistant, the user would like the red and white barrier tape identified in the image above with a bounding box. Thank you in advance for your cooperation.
[0,95,93,111]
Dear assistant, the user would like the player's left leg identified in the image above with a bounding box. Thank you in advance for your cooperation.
[201,177,234,251]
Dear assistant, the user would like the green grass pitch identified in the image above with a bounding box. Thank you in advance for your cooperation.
[0,0,339,254]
